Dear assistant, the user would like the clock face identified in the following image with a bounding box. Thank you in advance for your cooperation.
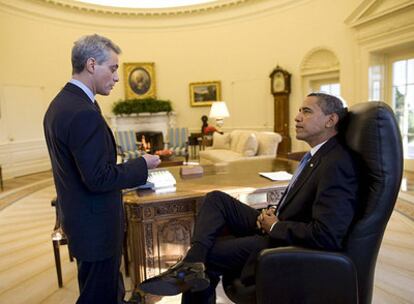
[273,72,285,93]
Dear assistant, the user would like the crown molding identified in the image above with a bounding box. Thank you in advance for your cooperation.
[345,0,414,28]
[34,0,258,16]
[1,0,309,30]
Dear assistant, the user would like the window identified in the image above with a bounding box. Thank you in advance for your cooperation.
[368,64,383,101]
[301,48,340,99]
[319,82,341,96]
[392,58,414,158]
[310,79,341,96]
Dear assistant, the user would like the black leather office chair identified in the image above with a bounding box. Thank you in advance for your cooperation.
[223,102,403,304]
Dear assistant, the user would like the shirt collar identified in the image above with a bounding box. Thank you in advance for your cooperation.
[69,79,95,103]
[310,140,328,157]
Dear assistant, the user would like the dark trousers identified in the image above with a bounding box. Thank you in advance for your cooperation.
[76,253,125,304]
[182,191,271,304]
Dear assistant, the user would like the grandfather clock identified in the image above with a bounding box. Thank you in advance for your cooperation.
[270,65,291,155]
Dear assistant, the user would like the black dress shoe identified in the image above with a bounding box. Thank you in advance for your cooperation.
[138,261,210,296]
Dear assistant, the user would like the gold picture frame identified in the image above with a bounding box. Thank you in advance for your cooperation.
[189,81,221,107]
[124,62,156,99]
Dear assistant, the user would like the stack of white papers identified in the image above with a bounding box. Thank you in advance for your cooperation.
[259,171,292,181]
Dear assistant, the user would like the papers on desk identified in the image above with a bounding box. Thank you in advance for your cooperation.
[259,171,292,181]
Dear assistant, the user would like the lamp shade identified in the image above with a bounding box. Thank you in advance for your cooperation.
[209,101,230,119]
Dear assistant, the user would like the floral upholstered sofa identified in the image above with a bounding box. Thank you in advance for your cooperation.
[199,130,282,165]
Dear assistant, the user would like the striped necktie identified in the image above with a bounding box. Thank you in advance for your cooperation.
[276,152,311,214]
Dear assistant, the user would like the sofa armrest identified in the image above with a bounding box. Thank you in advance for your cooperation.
[256,247,358,304]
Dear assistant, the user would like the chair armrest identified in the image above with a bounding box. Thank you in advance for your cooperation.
[256,247,358,304]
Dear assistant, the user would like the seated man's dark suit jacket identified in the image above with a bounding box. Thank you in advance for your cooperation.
[240,136,360,282]
[271,136,359,250]
[44,83,148,262]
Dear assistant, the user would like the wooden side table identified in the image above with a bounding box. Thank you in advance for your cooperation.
[200,135,213,150]
[188,133,202,159]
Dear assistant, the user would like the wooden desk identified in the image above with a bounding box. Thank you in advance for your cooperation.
[123,158,294,285]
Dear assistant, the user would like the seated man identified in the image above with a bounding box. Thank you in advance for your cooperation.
[140,93,360,303]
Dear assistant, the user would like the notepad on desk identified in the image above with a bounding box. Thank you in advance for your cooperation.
[180,165,203,176]
[259,171,292,181]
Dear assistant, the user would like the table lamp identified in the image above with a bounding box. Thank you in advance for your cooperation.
[209,101,230,128]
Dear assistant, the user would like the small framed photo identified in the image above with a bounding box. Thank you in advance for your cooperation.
[124,62,156,99]
[189,81,221,107]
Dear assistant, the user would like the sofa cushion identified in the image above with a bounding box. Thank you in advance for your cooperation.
[256,132,282,155]
[238,133,258,156]
[230,131,258,156]
[230,130,243,151]
[212,132,231,150]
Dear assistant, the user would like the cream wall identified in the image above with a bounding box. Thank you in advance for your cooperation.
[0,0,408,178]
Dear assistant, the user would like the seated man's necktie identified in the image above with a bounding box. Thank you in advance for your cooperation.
[275,152,312,213]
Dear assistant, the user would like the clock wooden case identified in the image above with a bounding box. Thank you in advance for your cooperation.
[270,65,291,155]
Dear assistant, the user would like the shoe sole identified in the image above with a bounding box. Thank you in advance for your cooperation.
[139,273,210,296]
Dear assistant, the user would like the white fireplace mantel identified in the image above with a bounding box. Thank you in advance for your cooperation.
[108,112,176,141]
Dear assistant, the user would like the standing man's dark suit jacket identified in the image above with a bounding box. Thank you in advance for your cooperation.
[44,83,148,261]
[272,136,359,251]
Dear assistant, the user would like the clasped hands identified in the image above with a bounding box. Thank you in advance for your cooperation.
[257,207,278,234]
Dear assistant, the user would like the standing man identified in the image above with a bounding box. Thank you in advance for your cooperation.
[44,34,160,304]
[139,93,360,303]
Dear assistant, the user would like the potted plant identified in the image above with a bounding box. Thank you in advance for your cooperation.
[112,98,173,116]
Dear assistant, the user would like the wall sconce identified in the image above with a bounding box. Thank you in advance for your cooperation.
[209,101,230,128]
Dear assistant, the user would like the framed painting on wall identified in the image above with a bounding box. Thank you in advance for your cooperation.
[124,62,156,99]
[189,81,221,107]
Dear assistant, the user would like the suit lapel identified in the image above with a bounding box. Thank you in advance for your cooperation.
[278,137,339,213]
[281,156,318,207]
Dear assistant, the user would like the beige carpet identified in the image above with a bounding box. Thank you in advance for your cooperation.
[0,182,413,303]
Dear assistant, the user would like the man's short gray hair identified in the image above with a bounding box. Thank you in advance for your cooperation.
[71,34,121,74]
[307,92,348,130]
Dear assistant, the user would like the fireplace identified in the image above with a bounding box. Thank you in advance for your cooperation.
[110,112,176,144]
[136,131,164,154]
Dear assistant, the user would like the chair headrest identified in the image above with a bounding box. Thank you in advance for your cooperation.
[342,102,403,181]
